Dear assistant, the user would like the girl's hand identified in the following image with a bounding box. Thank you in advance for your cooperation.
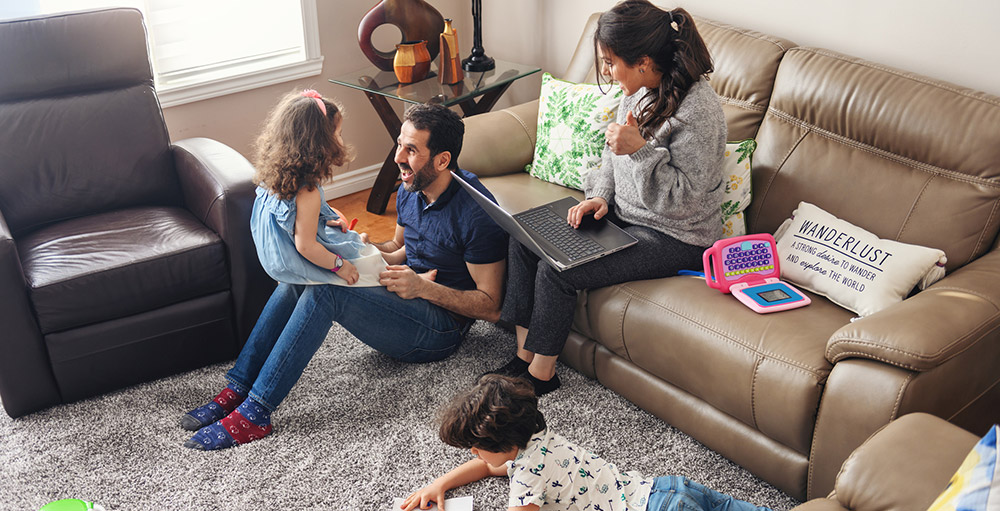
[605,111,646,155]
[358,232,370,244]
[567,197,609,228]
[400,482,446,511]
[335,259,360,285]
[326,217,349,233]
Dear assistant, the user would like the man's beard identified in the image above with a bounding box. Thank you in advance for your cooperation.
[402,159,437,193]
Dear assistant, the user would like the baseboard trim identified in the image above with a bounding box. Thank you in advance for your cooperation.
[322,163,382,199]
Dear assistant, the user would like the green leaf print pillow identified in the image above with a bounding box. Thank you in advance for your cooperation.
[721,139,757,237]
[527,73,623,190]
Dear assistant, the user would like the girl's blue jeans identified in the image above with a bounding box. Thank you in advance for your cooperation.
[225,283,468,411]
[646,476,773,511]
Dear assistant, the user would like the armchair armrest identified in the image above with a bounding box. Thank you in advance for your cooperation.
[830,413,976,510]
[171,137,274,344]
[461,99,539,178]
[827,249,1000,371]
[0,211,62,417]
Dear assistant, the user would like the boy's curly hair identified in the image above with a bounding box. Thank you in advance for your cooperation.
[438,375,547,453]
[253,90,355,200]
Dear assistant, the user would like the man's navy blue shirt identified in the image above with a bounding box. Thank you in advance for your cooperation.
[396,169,508,291]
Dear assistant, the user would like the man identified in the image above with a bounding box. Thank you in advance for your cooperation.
[181,104,507,451]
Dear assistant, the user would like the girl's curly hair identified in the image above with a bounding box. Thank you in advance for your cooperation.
[438,375,546,453]
[253,90,355,199]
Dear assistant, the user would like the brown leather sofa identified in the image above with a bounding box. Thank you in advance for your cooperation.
[461,13,1000,500]
[790,413,979,511]
[0,9,274,418]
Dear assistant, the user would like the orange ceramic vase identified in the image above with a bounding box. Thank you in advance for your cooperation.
[438,19,463,85]
[393,40,431,83]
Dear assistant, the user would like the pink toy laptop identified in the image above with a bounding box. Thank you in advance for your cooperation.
[702,233,810,313]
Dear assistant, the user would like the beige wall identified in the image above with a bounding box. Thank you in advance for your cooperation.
[163,1,1000,198]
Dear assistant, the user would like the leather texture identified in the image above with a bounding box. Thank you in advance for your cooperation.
[0,9,271,418]
[799,413,978,511]
[456,9,1000,503]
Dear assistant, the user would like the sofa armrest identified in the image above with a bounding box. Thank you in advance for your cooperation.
[830,413,976,510]
[171,137,274,344]
[827,249,1000,371]
[0,211,62,417]
[461,99,539,178]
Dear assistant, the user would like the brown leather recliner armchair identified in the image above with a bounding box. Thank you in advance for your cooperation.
[0,8,275,418]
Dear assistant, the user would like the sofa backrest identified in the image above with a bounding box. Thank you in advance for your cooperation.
[0,8,180,237]
[696,17,797,142]
[747,47,1000,271]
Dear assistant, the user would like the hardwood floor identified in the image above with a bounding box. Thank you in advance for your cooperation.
[327,188,398,243]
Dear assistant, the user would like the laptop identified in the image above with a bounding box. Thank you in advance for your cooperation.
[452,171,638,271]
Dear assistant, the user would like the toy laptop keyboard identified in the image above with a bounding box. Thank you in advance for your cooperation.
[702,233,810,313]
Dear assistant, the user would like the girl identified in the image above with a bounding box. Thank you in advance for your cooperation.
[401,375,771,511]
[178,89,384,449]
[487,1,727,395]
[250,88,387,287]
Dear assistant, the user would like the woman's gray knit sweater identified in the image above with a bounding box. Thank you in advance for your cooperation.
[585,78,727,248]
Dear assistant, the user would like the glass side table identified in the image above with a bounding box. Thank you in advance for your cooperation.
[330,59,541,214]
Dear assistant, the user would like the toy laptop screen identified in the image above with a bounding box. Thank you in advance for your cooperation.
[719,237,779,284]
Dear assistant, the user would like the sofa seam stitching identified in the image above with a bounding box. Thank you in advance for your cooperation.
[970,197,1000,262]
[894,174,934,240]
[501,108,535,147]
[749,356,762,430]
[718,95,766,113]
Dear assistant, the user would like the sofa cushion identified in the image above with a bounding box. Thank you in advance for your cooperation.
[696,17,797,141]
[527,73,623,190]
[747,47,1000,272]
[18,207,229,333]
[775,201,947,316]
[581,275,854,454]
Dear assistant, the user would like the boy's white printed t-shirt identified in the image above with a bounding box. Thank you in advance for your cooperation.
[507,428,653,511]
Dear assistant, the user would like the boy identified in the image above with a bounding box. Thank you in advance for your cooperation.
[400,375,771,511]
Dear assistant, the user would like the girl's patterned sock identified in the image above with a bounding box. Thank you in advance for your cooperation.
[179,384,247,431]
[183,398,273,451]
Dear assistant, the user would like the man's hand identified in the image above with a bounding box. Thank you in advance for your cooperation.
[605,111,646,155]
[380,265,427,299]
[400,481,446,511]
[567,197,609,228]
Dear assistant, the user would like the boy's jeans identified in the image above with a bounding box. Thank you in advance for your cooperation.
[647,476,773,511]
[226,283,468,411]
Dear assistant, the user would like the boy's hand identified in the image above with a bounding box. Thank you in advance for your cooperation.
[335,259,359,285]
[401,482,446,511]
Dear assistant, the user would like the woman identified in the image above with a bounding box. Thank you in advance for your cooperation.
[488,0,727,395]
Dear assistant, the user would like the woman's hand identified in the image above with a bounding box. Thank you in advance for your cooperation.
[567,197,609,228]
[334,259,360,285]
[605,111,646,155]
[400,481,447,511]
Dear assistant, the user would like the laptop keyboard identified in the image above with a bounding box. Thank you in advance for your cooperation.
[516,207,604,261]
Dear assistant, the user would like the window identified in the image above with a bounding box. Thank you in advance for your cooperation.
[6,0,322,107]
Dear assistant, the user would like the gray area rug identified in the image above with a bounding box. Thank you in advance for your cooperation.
[0,322,799,510]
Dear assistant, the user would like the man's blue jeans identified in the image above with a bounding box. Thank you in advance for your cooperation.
[646,476,772,511]
[225,283,468,412]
